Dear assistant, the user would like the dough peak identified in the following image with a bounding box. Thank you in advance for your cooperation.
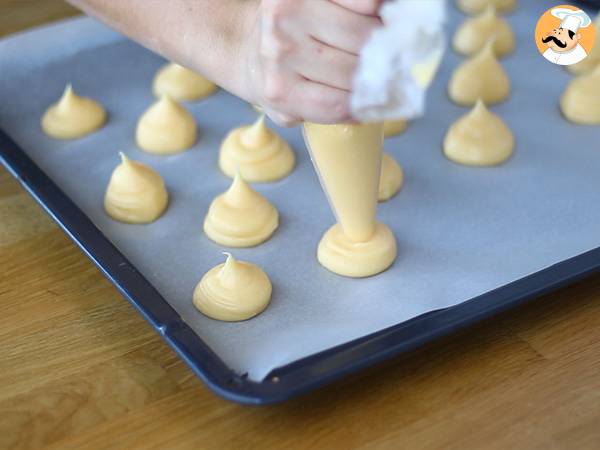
[41,83,106,139]
[453,5,515,57]
[448,39,510,106]
[203,172,279,247]
[153,62,217,101]
[104,153,169,223]
[224,170,267,207]
[136,95,197,154]
[193,252,272,322]
[567,14,600,75]
[219,115,295,182]
[561,65,600,125]
[240,114,272,148]
[444,99,514,166]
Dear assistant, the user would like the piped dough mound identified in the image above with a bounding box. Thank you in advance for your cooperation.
[193,253,271,322]
[456,0,516,15]
[318,222,397,278]
[153,63,217,102]
[453,6,515,57]
[560,66,600,125]
[203,172,278,247]
[448,40,510,106]
[568,14,600,75]
[383,119,408,138]
[104,153,169,223]
[219,115,295,182]
[444,99,514,166]
[136,95,197,155]
[41,84,106,139]
[379,153,404,202]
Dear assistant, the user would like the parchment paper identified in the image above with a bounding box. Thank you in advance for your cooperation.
[1,4,599,381]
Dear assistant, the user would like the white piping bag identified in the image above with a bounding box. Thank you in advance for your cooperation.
[351,0,447,122]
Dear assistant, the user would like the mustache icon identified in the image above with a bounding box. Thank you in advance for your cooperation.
[542,35,568,48]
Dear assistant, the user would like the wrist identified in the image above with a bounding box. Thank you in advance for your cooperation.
[158,0,259,100]
[223,0,261,101]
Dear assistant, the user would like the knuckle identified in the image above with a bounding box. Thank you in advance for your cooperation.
[262,70,289,104]
[261,0,295,29]
[315,94,351,121]
[364,0,382,15]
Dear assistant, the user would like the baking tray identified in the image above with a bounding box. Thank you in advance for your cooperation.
[1,3,600,404]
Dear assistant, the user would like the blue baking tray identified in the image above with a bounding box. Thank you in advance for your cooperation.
[2,129,599,404]
[3,0,600,404]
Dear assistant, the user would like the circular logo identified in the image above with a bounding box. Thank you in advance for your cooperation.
[535,5,596,66]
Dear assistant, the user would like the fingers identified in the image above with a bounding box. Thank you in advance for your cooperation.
[287,78,352,123]
[253,0,373,123]
[306,0,382,55]
[291,39,357,91]
[260,65,352,124]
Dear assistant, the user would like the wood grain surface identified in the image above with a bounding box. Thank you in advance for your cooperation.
[1,2,599,449]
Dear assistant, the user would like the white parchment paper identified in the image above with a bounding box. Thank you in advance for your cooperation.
[1,4,599,381]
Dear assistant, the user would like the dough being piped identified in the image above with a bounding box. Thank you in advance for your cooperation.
[444,99,514,166]
[104,153,168,223]
[153,63,217,102]
[383,119,408,138]
[568,14,600,75]
[136,95,197,155]
[448,40,510,106]
[379,153,404,201]
[219,115,295,182]
[204,172,278,247]
[456,0,516,14]
[193,253,271,322]
[304,122,397,278]
[453,6,515,57]
[560,65,600,125]
[41,84,106,139]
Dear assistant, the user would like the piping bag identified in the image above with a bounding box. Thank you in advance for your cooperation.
[303,0,447,246]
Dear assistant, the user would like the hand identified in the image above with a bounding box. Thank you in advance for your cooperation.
[240,0,382,126]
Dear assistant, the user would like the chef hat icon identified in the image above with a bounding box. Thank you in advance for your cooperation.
[551,8,592,33]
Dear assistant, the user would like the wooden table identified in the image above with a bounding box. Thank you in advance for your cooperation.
[1,2,599,449]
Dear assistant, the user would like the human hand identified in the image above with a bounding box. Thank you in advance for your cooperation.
[240,0,383,126]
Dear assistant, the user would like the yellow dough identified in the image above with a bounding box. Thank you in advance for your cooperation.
[453,6,515,57]
[136,95,197,155]
[456,0,516,15]
[219,115,295,182]
[444,99,514,166]
[448,40,510,106]
[379,153,404,202]
[304,122,397,278]
[153,62,217,102]
[41,84,106,139]
[193,253,271,322]
[560,65,600,125]
[383,119,408,137]
[203,171,278,247]
[317,223,397,278]
[568,14,600,75]
[104,153,169,223]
